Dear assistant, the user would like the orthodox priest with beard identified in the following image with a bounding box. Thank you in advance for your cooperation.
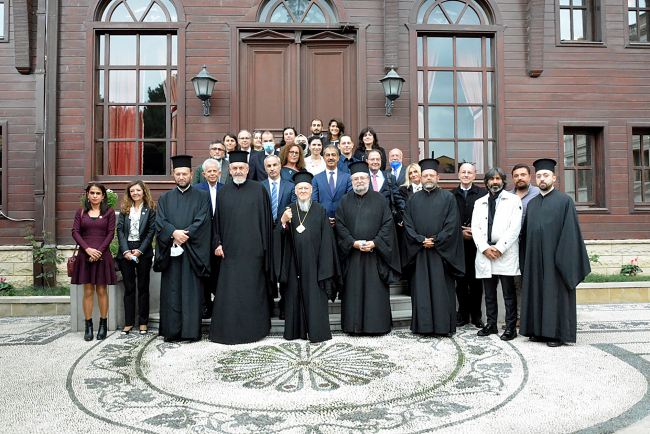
[335,161,401,335]
[275,171,342,343]
[210,151,275,345]
[154,155,212,342]
[402,158,465,337]
[519,158,590,347]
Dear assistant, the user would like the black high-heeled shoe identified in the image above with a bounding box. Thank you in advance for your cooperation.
[96,318,108,340]
[84,319,94,341]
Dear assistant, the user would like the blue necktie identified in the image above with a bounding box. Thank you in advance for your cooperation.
[329,171,336,196]
[271,182,278,220]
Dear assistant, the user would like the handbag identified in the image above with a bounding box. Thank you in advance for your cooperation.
[67,245,79,277]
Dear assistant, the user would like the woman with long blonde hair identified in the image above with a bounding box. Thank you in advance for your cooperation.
[116,180,157,335]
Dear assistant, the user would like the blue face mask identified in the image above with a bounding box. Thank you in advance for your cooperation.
[390,161,401,171]
[263,143,275,153]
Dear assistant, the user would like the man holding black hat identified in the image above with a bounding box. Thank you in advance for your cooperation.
[519,158,591,347]
[275,171,342,343]
[402,158,465,337]
[154,155,212,342]
[335,161,401,335]
[209,150,275,345]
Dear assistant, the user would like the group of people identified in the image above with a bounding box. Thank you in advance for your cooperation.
[71,123,591,349]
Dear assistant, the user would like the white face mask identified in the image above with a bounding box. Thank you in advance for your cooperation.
[170,243,184,257]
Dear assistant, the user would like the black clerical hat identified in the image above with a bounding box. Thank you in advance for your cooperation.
[293,171,314,186]
[228,150,249,164]
[171,154,192,169]
[533,158,557,173]
[419,158,440,172]
[348,161,369,175]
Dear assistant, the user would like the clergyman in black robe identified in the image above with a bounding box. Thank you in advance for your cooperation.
[275,171,342,343]
[154,155,212,342]
[519,158,591,346]
[402,158,465,336]
[335,161,401,334]
[210,151,275,345]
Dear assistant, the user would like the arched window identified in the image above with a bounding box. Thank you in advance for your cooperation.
[92,0,181,177]
[413,0,496,175]
[259,0,337,24]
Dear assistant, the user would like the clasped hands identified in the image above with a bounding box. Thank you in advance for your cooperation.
[423,238,435,248]
[85,248,102,262]
[483,246,501,260]
[354,240,375,252]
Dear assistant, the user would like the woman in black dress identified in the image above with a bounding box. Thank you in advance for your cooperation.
[354,127,387,171]
[71,182,117,341]
[116,180,156,335]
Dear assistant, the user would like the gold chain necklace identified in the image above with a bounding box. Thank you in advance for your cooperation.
[295,201,311,233]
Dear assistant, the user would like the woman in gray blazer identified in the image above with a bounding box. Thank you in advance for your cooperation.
[116,180,156,335]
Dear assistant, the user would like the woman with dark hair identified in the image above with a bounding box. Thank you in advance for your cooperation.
[223,133,240,158]
[71,182,117,341]
[304,136,326,175]
[279,127,298,150]
[252,130,264,152]
[355,127,387,171]
[279,143,307,182]
[326,118,344,148]
[116,180,156,335]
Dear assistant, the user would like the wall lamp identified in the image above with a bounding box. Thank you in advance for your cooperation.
[379,66,405,117]
[191,65,218,116]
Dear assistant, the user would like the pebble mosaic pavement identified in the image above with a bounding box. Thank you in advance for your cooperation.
[1,303,650,433]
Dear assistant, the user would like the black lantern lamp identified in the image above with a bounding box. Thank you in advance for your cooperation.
[379,66,405,117]
[191,65,218,116]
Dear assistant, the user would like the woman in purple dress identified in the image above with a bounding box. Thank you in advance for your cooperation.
[71,182,117,341]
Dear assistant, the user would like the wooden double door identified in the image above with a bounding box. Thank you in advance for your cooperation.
[239,29,358,139]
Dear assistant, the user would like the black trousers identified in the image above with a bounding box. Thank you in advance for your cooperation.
[483,275,517,329]
[202,254,219,311]
[120,255,152,327]
[456,242,483,321]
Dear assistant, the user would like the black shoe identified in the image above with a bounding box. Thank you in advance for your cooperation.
[501,328,517,341]
[84,319,94,341]
[201,307,212,320]
[547,339,563,347]
[163,336,177,343]
[477,324,498,337]
[457,316,470,327]
[96,318,107,340]
[472,319,484,329]
[529,335,547,343]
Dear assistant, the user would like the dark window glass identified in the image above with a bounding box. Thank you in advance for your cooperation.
[559,0,600,42]
[632,130,650,203]
[629,0,649,42]
[563,131,595,204]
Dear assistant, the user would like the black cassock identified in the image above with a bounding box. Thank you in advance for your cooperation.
[519,189,590,343]
[402,187,465,335]
[209,180,274,345]
[335,191,401,334]
[154,186,212,340]
[274,201,342,343]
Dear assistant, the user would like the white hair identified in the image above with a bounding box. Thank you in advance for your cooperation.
[264,155,281,166]
[203,158,220,171]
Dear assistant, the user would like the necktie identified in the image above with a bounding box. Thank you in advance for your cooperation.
[329,171,336,196]
[462,189,468,199]
[372,174,378,191]
[271,182,278,221]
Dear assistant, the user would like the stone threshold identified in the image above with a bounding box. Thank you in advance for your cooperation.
[0,296,71,318]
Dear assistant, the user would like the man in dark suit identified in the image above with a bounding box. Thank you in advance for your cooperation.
[312,145,353,226]
[367,149,405,223]
[194,158,224,319]
[249,130,280,181]
[388,148,407,186]
[261,154,295,319]
[451,162,488,328]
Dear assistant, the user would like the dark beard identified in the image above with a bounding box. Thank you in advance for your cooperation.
[176,180,190,189]
[515,183,529,191]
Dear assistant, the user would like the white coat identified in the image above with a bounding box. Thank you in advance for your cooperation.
[471,190,523,278]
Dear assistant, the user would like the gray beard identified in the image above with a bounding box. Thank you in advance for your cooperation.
[353,184,369,195]
[297,199,311,213]
[232,177,246,185]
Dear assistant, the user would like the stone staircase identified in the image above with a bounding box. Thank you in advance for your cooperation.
[148,281,413,332]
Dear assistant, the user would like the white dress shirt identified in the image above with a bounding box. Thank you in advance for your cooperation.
[209,183,218,213]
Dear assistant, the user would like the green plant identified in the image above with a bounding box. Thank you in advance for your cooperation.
[110,228,119,257]
[79,188,119,209]
[621,258,643,277]
[25,229,65,289]
[0,277,15,294]
[0,285,70,296]
[589,254,600,264]
[583,273,650,283]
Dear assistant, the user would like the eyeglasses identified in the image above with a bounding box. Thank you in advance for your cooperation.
[288,151,300,155]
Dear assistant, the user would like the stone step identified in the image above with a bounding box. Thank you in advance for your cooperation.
[148,294,413,333]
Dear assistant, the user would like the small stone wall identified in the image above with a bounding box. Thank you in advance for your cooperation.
[585,240,650,275]
[0,246,33,288]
